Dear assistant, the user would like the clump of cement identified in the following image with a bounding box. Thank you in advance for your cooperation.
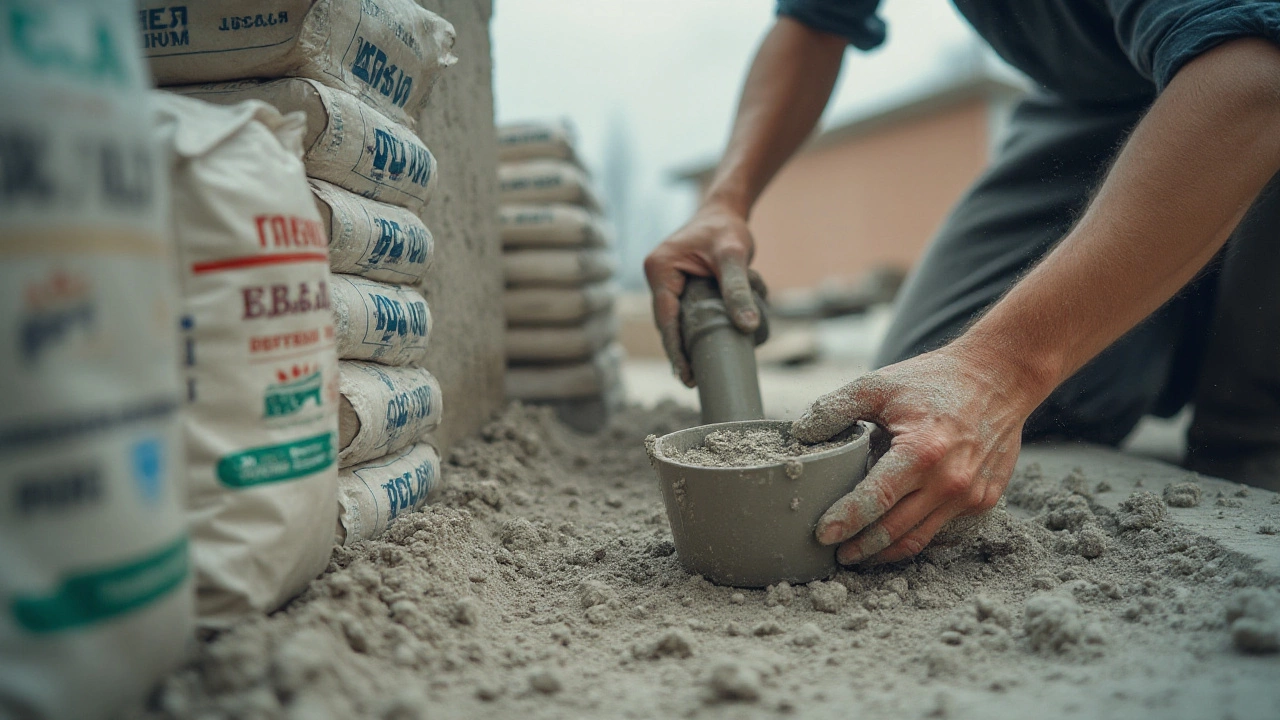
[1163,481,1203,508]
[1225,589,1280,654]
[632,629,695,660]
[807,581,847,613]
[705,659,762,702]
[663,427,852,468]
[528,669,563,695]
[1023,593,1086,653]
[1117,490,1167,531]
[764,581,794,607]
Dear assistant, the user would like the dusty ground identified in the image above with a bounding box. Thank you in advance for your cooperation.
[128,403,1280,720]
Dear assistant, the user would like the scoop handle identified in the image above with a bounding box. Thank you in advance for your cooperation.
[680,276,766,424]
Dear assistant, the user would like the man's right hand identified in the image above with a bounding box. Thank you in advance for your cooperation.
[643,202,762,387]
[642,15,846,385]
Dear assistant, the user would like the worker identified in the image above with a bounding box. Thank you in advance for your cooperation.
[644,1,1280,566]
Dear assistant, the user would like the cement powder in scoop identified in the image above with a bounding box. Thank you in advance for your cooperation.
[663,427,855,468]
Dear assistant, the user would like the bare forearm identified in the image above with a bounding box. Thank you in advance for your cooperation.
[957,39,1280,407]
[645,17,845,382]
[704,17,846,216]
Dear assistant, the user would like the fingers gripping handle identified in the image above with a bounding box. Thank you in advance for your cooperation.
[680,276,768,424]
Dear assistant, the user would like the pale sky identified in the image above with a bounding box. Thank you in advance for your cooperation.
[491,0,991,286]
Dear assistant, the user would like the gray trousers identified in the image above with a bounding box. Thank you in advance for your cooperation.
[875,93,1280,453]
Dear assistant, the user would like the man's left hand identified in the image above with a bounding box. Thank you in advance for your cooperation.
[791,345,1038,564]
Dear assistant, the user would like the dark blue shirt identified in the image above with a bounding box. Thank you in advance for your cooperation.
[777,0,1280,104]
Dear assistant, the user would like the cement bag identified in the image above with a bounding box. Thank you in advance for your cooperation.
[505,283,616,326]
[331,274,432,365]
[153,93,339,627]
[313,179,433,284]
[0,3,193,719]
[499,204,610,249]
[506,312,619,363]
[498,121,578,164]
[499,160,602,210]
[339,361,443,467]
[505,248,617,287]
[336,442,440,546]
[139,0,456,130]
[506,344,625,401]
[178,79,438,213]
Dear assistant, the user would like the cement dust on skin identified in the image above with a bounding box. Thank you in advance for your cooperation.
[127,404,1280,720]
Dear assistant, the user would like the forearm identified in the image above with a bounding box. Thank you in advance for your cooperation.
[704,16,846,217]
[956,39,1280,408]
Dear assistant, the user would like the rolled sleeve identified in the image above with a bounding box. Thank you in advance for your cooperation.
[1110,0,1280,91]
[776,0,887,50]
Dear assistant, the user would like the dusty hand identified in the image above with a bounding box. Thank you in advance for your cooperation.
[791,346,1038,564]
[644,203,762,387]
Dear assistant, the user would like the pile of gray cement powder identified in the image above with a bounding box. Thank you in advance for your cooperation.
[123,402,1280,720]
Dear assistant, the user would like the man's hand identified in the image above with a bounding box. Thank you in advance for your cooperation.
[792,346,1042,564]
[643,18,846,385]
[792,39,1280,565]
[643,202,761,387]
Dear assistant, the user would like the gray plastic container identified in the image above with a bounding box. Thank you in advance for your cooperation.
[649,419,872,587]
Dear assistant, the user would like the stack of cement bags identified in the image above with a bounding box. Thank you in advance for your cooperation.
[497,122,625,431]
[1,3,193,717]
[140,0,456,629]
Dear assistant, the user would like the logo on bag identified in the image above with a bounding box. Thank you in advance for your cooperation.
[19,269,95,363]
[14,465,102,517]
[381,460,434,521]
[255,214,326,250]
[139,6,189,50]
[263,364,323,418]
[370,293,427,342]
[242,279,330,319]
[217,12,289,33]
[2,129,154,210]
[385,383,432,430]
[370,129,432,188]
[350,35,415,109]
[216,433,335,488]
[11,7,130,84]
[132,437,164,503]
[368,218,429,266]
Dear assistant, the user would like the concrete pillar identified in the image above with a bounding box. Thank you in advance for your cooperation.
[416,0,505,452]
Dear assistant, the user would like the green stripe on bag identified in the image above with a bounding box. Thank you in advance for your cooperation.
[12,535,189,633]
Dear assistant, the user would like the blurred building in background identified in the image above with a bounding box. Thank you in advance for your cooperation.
[488,1,1028,406]
[671,68,1023,293]
[616,66,1024,365]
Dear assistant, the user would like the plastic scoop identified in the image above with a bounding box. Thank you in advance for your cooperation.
[679,277,768,424]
